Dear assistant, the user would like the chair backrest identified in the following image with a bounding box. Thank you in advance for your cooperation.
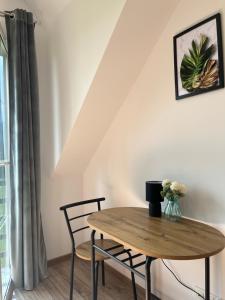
[60,197,105,250]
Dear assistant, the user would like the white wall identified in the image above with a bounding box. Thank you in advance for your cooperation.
[38,0,127,259]
[48,0,126,169]
[54,0,179,178]
[84,0,225,299]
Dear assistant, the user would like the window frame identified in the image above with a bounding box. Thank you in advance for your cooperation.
[0,23,11,300]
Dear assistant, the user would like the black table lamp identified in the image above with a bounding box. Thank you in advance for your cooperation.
[146,181,163,217]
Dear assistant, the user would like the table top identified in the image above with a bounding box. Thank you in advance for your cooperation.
[87,207,225,260]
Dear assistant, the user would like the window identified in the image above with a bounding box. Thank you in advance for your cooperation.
[0,30,10,299]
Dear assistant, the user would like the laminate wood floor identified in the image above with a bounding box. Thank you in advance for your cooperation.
[13,256,151,300]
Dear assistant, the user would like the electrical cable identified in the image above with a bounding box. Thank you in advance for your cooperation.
[161,259,205,299]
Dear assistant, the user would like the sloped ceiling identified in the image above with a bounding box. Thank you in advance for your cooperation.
[55,0,180,176]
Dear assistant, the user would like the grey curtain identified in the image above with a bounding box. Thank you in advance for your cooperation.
[5,9,47,290]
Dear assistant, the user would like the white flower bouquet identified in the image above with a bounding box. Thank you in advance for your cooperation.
[161,179,187,201]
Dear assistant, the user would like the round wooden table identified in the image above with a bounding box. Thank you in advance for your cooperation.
[88,207,225,300]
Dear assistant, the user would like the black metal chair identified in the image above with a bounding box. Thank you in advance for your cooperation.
[60,197,137,300]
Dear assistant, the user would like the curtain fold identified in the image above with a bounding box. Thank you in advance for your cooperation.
[5,9,47,290]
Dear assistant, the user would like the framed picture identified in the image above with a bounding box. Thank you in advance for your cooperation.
[174,13,224,100]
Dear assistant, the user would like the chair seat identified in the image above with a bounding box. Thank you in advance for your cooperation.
[76,239,124,261]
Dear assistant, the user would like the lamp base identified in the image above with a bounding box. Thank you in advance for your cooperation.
[149,203,161,217]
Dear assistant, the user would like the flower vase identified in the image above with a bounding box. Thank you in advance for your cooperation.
[164,198,182,221]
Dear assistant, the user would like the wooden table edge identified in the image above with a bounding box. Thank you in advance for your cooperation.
[87,217,225,260]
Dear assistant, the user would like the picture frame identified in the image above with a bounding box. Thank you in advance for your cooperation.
[173,13,224,100]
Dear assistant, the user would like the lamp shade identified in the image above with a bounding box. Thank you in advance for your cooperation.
[146,181,163,203]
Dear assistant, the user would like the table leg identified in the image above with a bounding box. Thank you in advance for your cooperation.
[91,230,97,300]
[205,257,210,300]
[145,256,153,300]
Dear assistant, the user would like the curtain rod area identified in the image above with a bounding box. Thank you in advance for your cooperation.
[0,10,38,25]
[0,11,14,18]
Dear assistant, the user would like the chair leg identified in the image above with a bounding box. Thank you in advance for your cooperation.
[101,261,105,286]
[127,251,137,300]
[70,250,75,300]
[95,262,99,299]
